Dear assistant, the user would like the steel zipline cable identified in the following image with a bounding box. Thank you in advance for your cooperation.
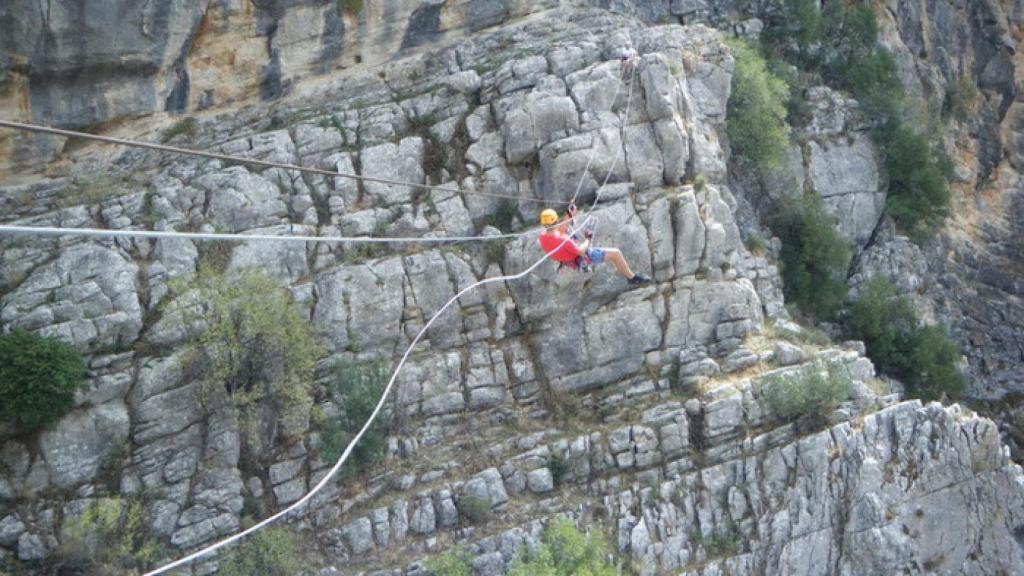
[0,119,570,205]
[0,224,529,244]
[145,60,640,576]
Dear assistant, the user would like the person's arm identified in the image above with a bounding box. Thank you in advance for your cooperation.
[555,218,572,235]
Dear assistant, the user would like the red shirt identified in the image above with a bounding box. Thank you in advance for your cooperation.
[538,230,583,264]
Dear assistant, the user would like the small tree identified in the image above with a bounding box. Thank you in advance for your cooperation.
[218,527,300,576]
[54,497,165,575]
[0,329,87,432]
[774,194,852,320]
[179,267,322,417]
[726,38,792,176]
[319,359,392,478]
[507,517,621,576]
[883,126,952,239]
[426,546,473,576]
[844,278,965,400]
[761,362,851,430]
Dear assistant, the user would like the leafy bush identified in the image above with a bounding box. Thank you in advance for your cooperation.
[943,75,979,121]
[843,278,965,400]
[54,497,165,575]
[319,359,392,478]
[882,126,952,238]
[485,199,520,233]
[761,0,822,67]
[508,517,621,576]
[178,268,322,424]
[218,526,300,576]
[457,495,492,525]
[547,452,570,488]
[0,329,87,432]
[339,0,363,16]
[761,361,851,430]
[691,522,742,558]
[426,545,473,576]
[726,39,792,176]
[773,194,852,320]
[161,117,197,143]
[744,234,766,256]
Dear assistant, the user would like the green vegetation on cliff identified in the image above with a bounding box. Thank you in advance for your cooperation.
[0,329,87,432]
[843,278,965,400]
[726,38,792,176]
[51,497,165,575]
[317,359,393,478]
[219,526,300,576]
[774,195,852,321]
[177,267,323,434]
[762,0,953,239]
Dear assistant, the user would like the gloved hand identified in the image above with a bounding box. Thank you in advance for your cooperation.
[566,202,577,218]
[584,229,593,240]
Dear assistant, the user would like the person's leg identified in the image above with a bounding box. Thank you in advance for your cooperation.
[600,247,635,279]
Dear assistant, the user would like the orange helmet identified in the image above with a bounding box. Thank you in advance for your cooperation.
[539,209,559,226]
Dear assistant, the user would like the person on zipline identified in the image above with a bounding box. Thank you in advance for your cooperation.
[538,206,651,285]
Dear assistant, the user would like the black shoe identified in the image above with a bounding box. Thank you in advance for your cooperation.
[628,274,652,285]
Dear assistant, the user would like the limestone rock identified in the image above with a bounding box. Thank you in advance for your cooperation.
[0,244,142,351]
[807,135,884,250]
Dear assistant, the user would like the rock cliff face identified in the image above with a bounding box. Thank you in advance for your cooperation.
[0,3,1023,576]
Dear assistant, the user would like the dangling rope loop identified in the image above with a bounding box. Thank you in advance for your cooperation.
[142,57,641,576]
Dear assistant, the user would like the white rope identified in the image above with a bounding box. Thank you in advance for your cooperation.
[144,57,640,576]
[142,214,593,576]
[568,63,627,206]
[0,224,526,244]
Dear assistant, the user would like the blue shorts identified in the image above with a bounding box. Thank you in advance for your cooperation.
[586,247,606,264]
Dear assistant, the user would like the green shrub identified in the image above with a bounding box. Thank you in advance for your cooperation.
[547,453,570,488]
[319,359,392,478]
[161,117,197,143]
[761,361,851,430]
[726,39,791,176]
[508,517,621,576]
[882,126,952,238]
[339,0,363,15]
[773,194,852,320]
[762,0,823,67]
[744,234,766,256]
[840,49,904,124]
[943,75,979,121]
[484,238,509,267]
[178,268,322,419]
[695,522,741,558]
[426,545,473,576]
[843,278,964,400]
[54,497,165,575]
[218,526,300,576]
[0,329,87,433]
[485,199,520,232]
[457,495,492,525]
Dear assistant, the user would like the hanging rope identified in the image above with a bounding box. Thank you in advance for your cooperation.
[0,224,527,244]
[0,120,569,205]
[142,55,641,576]
[141,214,594,576]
